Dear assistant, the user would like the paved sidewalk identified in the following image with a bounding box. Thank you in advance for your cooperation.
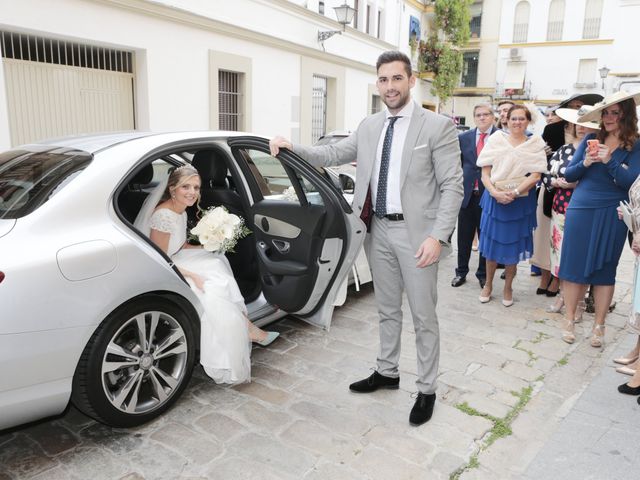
[0,247,637,480]
[523,334,640,480]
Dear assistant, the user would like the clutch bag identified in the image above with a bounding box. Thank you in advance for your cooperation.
[494,177,528,197]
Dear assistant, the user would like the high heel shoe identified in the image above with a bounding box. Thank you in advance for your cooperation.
[618,382,640,395]
[479,294,491,303]
[613,354,639,365]
[561,319,575,344]
[616,365,636,376]
[546,297,564,313]
[479,286,492,303]
[502,288,513,307]
[590,325,605,348]
[254,331,280,347]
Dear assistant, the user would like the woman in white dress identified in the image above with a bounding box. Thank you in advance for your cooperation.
[135,164,279,385]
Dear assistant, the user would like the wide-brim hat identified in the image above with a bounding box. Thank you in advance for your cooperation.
[577,90,640,123]
[555,107,601,129]
[558,93,603,109]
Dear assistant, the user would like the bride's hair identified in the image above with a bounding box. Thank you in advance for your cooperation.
[164,164,201,204]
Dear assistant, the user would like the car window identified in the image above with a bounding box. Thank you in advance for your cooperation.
[0,149,92,219]
[243,150,324,206]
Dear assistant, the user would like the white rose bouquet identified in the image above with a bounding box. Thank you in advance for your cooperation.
[190,206,251,253]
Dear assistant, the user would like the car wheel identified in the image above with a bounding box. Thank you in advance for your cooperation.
[72,296,197,427]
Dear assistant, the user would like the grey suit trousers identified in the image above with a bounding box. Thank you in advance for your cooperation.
[366,216,440,394]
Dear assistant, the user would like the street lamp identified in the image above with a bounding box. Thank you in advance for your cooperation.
[318,3,357,50]
[598,66,610,90]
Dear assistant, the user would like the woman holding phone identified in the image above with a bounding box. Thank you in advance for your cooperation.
[558,91,640,346]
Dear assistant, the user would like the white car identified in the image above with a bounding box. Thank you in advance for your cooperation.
[0,131,364,430]
[322,164,372,302]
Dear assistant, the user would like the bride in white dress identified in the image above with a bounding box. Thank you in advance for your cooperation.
[134,164,279,385]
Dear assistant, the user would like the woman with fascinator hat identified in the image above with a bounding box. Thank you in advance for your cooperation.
[541,107,600,320]
[134,164,279,385]
[558,91,640,347]
[532,94,604,298]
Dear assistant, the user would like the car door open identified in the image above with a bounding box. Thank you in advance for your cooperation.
[227,137,364,329]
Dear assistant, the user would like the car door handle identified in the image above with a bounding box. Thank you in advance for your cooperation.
[256,241,307,276]
[272,239,290,254]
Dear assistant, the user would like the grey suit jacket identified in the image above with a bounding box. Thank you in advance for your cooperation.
[293,101,463,252]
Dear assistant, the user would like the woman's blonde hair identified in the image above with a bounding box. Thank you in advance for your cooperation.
[165,164,201,204]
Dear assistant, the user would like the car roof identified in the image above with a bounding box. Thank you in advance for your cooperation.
[23,130,262,154]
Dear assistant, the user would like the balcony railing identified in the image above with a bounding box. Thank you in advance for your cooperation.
[546,21,563,41]
[495,82,532,100]
[583,17,601,39]
[513,23,528,43]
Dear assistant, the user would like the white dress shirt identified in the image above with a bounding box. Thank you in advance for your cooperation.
[371,101,414,215]
[475,127,492,147]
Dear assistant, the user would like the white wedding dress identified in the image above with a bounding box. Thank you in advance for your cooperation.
[147,208,251,385]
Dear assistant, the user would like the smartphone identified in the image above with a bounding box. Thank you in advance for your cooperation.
[587,139,600,156]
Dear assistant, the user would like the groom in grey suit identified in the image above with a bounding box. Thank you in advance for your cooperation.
[270,51,462,425]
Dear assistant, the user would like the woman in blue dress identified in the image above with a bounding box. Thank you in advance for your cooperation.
[559,91,640,346]
[477,105,547,307]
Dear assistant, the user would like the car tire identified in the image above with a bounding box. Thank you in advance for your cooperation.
[71,296,197,427]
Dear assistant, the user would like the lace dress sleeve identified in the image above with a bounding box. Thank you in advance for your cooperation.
[149,209,176,233]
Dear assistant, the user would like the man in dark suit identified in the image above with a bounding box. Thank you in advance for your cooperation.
[451,103,496,288]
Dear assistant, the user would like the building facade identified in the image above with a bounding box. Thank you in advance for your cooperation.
[443,0,502,127]
[0,0,442,151]
[495,0,640,107]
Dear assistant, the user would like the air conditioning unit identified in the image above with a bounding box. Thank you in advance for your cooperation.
[510,48,522,59]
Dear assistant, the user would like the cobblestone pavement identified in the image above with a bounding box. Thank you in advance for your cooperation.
[1,249,636,480]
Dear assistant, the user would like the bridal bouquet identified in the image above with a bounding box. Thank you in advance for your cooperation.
[191,206,251,253]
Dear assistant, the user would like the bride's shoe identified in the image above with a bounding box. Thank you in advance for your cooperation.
[255,331,280,347]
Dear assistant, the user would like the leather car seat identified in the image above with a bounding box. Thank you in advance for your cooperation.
[190,149,259,301]
[120,163,154,223]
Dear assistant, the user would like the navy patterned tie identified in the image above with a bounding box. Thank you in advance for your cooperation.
[375,116,400,217]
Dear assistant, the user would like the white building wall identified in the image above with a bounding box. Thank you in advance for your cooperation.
[495,0,640,104]
[0,0,441,150]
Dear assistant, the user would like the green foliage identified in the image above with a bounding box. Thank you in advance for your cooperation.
[430,45,463,105]
[417,0,473,107]
[434,0,473,46]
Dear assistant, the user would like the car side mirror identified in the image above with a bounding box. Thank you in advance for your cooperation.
[339,174,355,194]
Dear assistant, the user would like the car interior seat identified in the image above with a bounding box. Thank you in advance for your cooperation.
[119,163,154,223]
[190,149,260,302]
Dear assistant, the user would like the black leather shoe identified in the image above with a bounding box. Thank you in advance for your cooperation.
[409,392,436,426]
[478,278,486,289]
[451,276,466,287]
[349,371,399,393]
[618,383,640,395]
